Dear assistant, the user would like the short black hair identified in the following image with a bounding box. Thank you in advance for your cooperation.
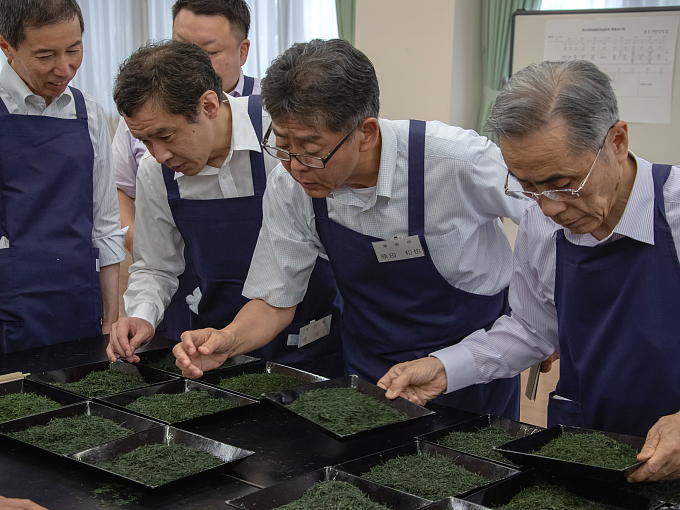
[114,40,222,121]
[0,0,84,48]
[261,39,380,133]
[172,0,250,39]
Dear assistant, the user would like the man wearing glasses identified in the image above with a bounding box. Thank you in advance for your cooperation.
[175,39,527,418]
[379,60,680,482]
[106,41,343,378]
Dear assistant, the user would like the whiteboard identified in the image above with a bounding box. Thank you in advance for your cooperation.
[511,7,680,164]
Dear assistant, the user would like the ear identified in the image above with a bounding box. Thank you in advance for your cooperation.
[609,120,629,165]
[357,117,380,153]
[0,35,15,62]
[199,90,221,119]
[238,38,250,67]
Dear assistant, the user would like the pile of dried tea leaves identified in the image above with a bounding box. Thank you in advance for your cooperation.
[218,372,303,398]
[98,444,221,486]
[536,431,638,469]
[125,391,234,422]
[287,388,406,435]
[0,393,62,422]
[275,480,390,510]
[51,370,146,397]
[499,484,609,509]
[439,426,515,464]
[9,415,131,454]
[362,453,487,500]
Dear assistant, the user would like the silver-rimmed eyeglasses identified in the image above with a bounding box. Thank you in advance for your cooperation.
[261,122,355,169]
[504,123,615,202]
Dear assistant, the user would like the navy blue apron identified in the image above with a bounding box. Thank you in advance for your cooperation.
[155,77,258,342]
[0,87,102,353]
[550,163,680,437]
[312,120,519,418]
[161,95,343,378]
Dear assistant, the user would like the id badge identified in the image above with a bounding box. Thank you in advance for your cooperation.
[372,235,425,263]
[297,314,332,347]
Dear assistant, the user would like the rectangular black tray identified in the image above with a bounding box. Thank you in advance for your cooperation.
[418,414,543,468]
[461,469,659,509]
[98,378,258,424]
[264,374,435,440]
[495,425,644,483]
[227,466,432,509]
[27,360,179,397]
[0,400,162,455]
[199,360,328,399]
[335,439,520,500]
[71,425,255,489]
[135,347,258,376]
[0,378,84,422]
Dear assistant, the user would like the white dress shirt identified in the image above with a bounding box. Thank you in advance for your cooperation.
[124,95,276,327]
[243,119,529,308]
[0,63,125,267]
[433,156,680,395]
[113,71,261,198]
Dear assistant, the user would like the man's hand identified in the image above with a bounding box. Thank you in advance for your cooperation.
[628,411,680,482]
[540,353,560,373]
[377,357,448,406]
[0,496,48,510]
[106,317,154,363]
[173,328,235,378]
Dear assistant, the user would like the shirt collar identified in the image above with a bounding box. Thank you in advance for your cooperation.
[175,93,263,180]
[228,70,245,97]
[0,62,72,112]
[328,118,395,210]
[553,153,655,245]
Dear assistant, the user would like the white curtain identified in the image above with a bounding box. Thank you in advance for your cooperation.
[0,0,337,130]
[541,0,680,9]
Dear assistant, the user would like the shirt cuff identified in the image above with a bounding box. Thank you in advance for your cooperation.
[125,301,162,330]
[430,342,479,394]
[94,227,127,266]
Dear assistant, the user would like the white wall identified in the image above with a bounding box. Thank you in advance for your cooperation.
[355,0,482,129]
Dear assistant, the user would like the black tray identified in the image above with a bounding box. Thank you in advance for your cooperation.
[418,414,543,468]
[135,347,258,376]
[27,360,178,397]
[461,469,659,510]
[495,425,644,483]
[335,440,520,500]
[227,466,432,509]
[199,360,328,399]
[98,378,258,424]
[0,378,84,422]
[71,425,255,489]
[264,375,435,441]
[0,400,162,455]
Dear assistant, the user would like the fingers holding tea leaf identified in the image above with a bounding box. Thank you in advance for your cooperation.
[175,328,232,378]
[381,357,447,404]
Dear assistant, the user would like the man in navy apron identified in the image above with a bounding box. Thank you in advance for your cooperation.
[174,39,525,419]
[106,41,343,378]
[379,60,680,482]
[0,0,125,353]
[113,0,261,343]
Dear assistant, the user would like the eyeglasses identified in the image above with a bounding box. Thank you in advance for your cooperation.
[261,122,355,169]
[504,124,615,202]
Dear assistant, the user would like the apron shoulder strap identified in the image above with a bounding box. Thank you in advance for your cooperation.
[247,94,266,196]
[407,119,426,237]
[0,96,9,116]
[161,164,181,200]
[68,86,88,121]
[242,75,255,97]
[652,163,673,227]
[312,197,329,220]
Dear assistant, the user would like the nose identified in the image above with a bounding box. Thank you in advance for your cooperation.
[288,156,312,173]
[53,55,73,78]
[150,142,173,165]
[538,197,568,219]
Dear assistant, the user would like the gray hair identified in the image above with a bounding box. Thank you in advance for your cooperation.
[114,40,222,121]
[0,0,84,48]
[261,38,380,133]
[487,60,618,153]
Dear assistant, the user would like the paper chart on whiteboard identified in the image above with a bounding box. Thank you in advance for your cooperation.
[544,15,679,124]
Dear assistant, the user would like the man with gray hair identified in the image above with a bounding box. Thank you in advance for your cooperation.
[174,38,526,418]
[379,60,680,482]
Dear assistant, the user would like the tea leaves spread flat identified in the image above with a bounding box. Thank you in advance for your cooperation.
[439,426,515,463]
[275,480,390,510]
[218,372,303,397]
[0,393,62,422]
[536,431,638,469]
[499,484,610,509]
[52,370,146,397]
[126,391,234,422]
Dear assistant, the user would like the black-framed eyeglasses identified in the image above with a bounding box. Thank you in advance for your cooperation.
[504,122,617,202]
[261,122,356,169]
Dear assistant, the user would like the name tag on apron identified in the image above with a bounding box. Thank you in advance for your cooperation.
[372,235,425,263]
[288,315,332,348]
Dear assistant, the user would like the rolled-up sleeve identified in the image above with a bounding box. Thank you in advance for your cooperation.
[243,167,323,307]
